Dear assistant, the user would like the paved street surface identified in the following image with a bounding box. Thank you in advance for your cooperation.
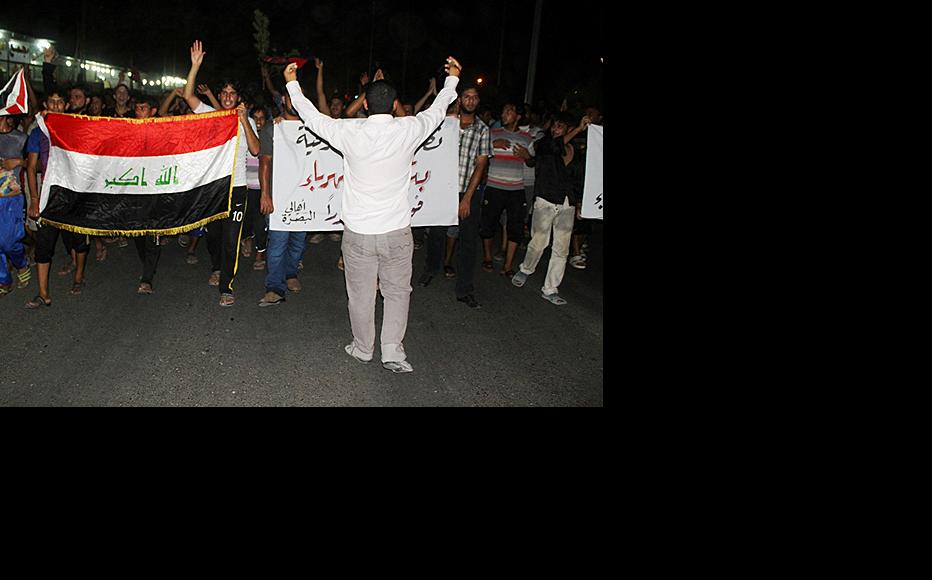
[1,226,603,406]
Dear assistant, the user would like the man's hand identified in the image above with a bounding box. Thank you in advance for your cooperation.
[28,199,40,220]
[429,77,437,95]
[493,139,511,150]
[197,84,214,96]
[260,194,274,215]
[359,71,370,86]
[374,68,385,82]
[513,144,531,160]
[43,47,57,64]
[315,57,323,70]
[444,56,462,78]
[284,63,298,83]
[273,115,285,125]
[458,196,472,219]
[173,88,184,98]
[190,40,206,67]
[236,103,248,122]
[2,158,23,171]
[579,116,591,131]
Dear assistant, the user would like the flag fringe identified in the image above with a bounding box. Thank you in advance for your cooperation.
[54,109,237,125]
[38,212,229,237]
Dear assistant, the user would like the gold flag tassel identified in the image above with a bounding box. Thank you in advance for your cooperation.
[38,212,230,238]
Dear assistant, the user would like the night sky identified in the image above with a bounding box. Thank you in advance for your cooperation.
[6,0,603,114]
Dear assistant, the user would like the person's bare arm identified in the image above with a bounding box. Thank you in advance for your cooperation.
[261,64,280,101]
[414,77,437,114]
[27,153,40,220]
[344,71,370,118]
[237,105,261,156]
[315,58,329,113]
[259,155,273,215]
[459,155,488,219]
[561,116,591,145]
[159,89,182,117]
[198,84,221,110]
[183,40,206,111]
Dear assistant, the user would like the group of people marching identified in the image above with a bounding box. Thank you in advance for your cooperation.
[1,41,602,373]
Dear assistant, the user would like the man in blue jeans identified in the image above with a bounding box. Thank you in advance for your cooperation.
[258,90,307,306]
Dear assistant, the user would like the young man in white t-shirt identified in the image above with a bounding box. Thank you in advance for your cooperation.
[183,40,260,307]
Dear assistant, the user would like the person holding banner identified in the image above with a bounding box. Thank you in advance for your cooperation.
[283,56,462,373]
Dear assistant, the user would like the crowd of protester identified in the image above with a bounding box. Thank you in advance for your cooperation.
[1,43,602,317]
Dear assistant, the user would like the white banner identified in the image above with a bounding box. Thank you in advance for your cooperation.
[271,118,459,231]
[581,125,603,220]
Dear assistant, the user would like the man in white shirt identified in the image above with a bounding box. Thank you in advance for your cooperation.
[183,40,260,307]
[283,56,462,373]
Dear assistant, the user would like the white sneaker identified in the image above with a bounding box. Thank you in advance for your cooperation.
[344,344,372,363]
[382,360,414,373]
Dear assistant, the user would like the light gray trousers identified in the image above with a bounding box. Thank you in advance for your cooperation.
[341,226,414,363]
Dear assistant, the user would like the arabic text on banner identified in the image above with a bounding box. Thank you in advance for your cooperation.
[271,118,459,231]
[581,124,603,220]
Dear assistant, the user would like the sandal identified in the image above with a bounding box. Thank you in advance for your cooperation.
[58,262,75,276]
[482,260,494,272]
[96,245,107,262]
[253,258,266,271]
[219,293,235,307]
[0,284,12,297]
[500,269,515,277]
[241,239,253,258]
[25,294,52,309]
[70,280,85,295]
[137,282,154,295]
[17,268,31,288]
[444,265,456,278]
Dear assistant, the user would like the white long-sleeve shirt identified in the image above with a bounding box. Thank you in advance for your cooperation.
[286,76,459,235]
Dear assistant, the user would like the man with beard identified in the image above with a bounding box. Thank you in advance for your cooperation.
[418,85,491,310]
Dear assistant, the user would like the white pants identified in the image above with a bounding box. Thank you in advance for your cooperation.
[519,196,575,295]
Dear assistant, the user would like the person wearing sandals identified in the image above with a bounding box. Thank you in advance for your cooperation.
[183,41,260,307]
[129,98,163,295]
[282,56,463,373]
[480,103,534,279]
[511,112,590,306]
[0,115,32,298]
[257,89,307,308]
[417,87,491,310]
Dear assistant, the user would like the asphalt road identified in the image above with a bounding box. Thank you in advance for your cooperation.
[1,224,603,406]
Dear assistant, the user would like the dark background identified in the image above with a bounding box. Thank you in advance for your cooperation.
[4,0,603,116]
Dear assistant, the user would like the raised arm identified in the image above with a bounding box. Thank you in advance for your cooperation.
[315,58,329,113]
[344,70,370,119]
[183,40,206,111]
[413,77,437,115]
[158,89,179,117]
[412,56,462,143]
[198,84,222,110]
[42,47,58,95]
[284,63,343,148]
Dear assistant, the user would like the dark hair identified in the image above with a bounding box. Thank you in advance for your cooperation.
[553,112,575,127]
[458,82,479,95]
[137,97,159,109]
[218,80,242,94]
[365,80,397,115]
[69,84,89,98]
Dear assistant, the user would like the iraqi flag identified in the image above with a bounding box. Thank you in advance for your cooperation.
[37,110,239,236]
[0,68,28,116]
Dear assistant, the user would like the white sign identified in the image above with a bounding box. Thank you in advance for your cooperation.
[271,117,459,231]
[581,125,603,220]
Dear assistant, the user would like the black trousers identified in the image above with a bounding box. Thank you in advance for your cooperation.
[207,186,247,294]
[423,192,481,298]
[34,222,88,264]
[134,236,161,285]
[480,186,526,242]
[244,187,269,252]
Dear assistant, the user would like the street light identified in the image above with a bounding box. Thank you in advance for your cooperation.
[477,77,484,85]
